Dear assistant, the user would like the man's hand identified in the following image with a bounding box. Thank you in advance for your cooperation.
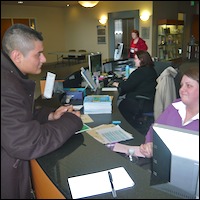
[48,105,81,120]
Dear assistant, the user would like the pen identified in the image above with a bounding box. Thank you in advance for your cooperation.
[108,171,117,198]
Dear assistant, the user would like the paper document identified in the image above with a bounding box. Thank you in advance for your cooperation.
[102,87,118,91]
[113,143,145,158]
[68,167,135,199]
[95,125,133,144]
[81,114,94,123]
[73,105,83,111]
[87,124,133,144]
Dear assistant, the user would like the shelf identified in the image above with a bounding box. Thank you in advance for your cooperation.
[157,19,184,62]
[158,19,184,25]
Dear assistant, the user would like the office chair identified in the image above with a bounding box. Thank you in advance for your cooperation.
[77,50,87,63]
[134,66,180,135]
[62,49,77,65]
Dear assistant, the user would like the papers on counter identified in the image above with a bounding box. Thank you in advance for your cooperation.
[81,114,93,123]
[68,167,135,199]
[73,105,83,110]
[86,124,133,144]
[102,87,118,91]
[83,95,112,114]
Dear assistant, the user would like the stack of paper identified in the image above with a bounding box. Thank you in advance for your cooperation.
[83,95,112,114]
[68,167,135,199]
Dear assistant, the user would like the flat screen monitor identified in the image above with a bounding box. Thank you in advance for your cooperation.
[114,42,123,60]
[88,52,102,75]
[80,67,97,91]
[150,123,199,199]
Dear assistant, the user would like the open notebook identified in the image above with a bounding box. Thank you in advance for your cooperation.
[68,167,135,199]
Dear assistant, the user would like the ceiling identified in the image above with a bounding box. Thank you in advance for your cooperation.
[1,1,79,8]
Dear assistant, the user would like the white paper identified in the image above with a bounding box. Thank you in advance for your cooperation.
[68,167,135,199]
[95,125,133,144]
[102,87,118,91]
[43,72,56,99]
[73,105,83,111]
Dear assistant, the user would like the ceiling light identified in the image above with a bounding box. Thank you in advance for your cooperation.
[78,1,99,8]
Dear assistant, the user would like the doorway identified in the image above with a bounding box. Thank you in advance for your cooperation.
[108,10,139,59]
[114,18,135,58]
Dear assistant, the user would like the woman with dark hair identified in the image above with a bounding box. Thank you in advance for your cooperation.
[129,29,148,58]
[112,50,157,129]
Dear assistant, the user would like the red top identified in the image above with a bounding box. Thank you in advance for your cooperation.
[129,37,148,58]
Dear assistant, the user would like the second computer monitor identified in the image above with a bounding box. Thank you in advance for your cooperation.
[88,52,102,75]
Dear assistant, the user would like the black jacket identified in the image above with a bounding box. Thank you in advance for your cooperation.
[118,65,158,100]
[1,51,83,199]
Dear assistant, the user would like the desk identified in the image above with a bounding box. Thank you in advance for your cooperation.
[32,90,179,199]
[48,51,89,64]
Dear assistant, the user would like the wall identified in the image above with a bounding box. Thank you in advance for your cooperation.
[1,5,66,63]
[1,1,198,63]
[1,1,153,63]
[63,1,153,60]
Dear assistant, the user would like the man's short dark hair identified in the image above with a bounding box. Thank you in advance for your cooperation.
[2,23,43,56]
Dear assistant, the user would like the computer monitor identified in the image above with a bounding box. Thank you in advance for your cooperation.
[80,67,97,91]
[114,42,123,60]
[88,52,102,75]
[150,123,199,199]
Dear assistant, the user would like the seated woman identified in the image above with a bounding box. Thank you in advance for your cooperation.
[140,67,199,158]
[112,50,157,130]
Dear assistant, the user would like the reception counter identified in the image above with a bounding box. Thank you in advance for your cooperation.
[31,90,180,199]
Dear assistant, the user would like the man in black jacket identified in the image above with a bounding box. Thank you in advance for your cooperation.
[1,24,83,199]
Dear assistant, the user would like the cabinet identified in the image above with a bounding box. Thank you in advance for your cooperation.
[157,19,184,61]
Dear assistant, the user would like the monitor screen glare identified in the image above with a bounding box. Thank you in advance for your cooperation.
[80,67,97,91]
[88,53,102,75]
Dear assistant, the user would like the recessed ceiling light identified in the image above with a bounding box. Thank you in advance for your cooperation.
[18,1,24,4]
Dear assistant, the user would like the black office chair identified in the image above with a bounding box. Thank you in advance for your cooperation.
[133,66,181,136]
[133,95,155,135]
[77,50,87,63]
[62,49,77,65]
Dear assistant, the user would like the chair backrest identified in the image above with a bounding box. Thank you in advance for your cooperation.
[77,50,87,60]
[153,66,178,120]
[78,49,86,52]
[68,49,76,58]
[136,65,180,135]
[154,61,174,76]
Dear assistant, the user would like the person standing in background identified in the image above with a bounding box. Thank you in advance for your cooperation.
[129,29,148,58]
